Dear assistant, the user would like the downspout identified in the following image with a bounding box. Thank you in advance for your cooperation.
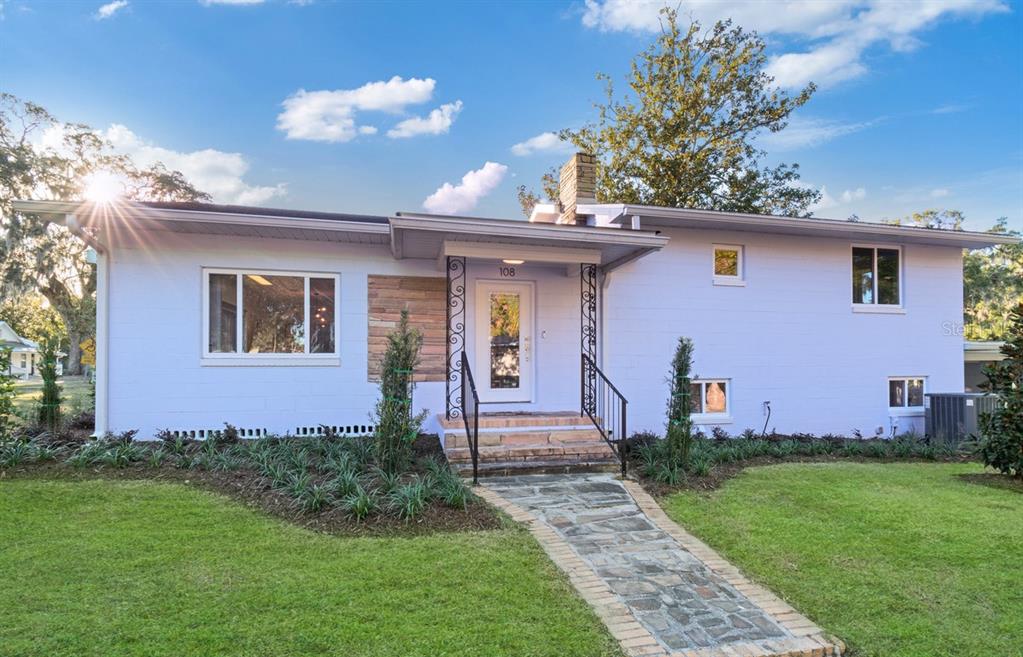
[65,214,109,437]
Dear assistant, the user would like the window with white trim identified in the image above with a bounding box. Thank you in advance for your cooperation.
[690,379,729,416]
[713,244,744,283]
[889,377,925,410]
[852,246,901,306]
[204,269,338,358]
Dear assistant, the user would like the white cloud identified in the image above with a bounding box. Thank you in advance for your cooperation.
[277,76,437,143]
[931,103,971,115]
[808,184,866,213]
[840,187,866,203]
[760,116,874,151]
[581,1,1008,89]
[930,187,950,198]
[510,132,573,157]
[103,124,286,205]
[95,0,128,19]
[423,162,508,215]
[387,100,462,139]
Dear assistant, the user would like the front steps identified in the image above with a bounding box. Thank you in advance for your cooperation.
[439,412,619,476]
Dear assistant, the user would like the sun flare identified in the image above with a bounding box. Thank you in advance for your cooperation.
[83,171,124,204]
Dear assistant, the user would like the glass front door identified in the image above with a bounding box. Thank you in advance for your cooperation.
[475,281,533,403]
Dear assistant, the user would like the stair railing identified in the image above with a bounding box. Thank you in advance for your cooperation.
[581,353,628,477]
[459,352,480,485]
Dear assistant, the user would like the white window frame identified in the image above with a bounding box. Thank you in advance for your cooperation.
[201,267,341,367]
[712,244,746,287]
[691,378,732,423]
[888,376,926,415]
[851,244,904,313]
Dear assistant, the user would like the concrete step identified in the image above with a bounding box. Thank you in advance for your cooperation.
[445,440,616,464]
[444,428,602,449]
[455,459,620,477]
[438,412,591,431]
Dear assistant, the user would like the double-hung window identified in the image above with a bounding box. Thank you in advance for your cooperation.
[690,379,730,420]
[852,246,901,307]
[203,269,339,363]
[889,377,925,413]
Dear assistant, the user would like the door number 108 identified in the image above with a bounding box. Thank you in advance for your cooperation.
[499,266,516,278]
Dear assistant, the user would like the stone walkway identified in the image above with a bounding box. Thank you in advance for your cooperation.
[477,474,843,657]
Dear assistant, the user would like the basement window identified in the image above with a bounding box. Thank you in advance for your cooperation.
[203,269,339,364]
[690,379,730,420]
[889,377,925,413]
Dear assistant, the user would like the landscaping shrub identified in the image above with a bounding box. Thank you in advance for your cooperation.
[36,338,61,432]
[298,484,331,513]
[978,302,1023,478]
[0,347,16,437]
[665,336,696,467]
[373,310,427,474]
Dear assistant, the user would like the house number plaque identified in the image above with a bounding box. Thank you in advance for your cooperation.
[498,267,516,278]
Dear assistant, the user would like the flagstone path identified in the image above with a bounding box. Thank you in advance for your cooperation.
[477,474,843,657]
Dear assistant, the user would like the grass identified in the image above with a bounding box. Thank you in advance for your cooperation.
[13,375,92,415]
[661,462,1022,657]
[0,478,621,657]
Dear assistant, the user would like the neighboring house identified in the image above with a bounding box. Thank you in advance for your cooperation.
[14,154,1019,467]
[0,320,63,378]
[964,341,1006,392]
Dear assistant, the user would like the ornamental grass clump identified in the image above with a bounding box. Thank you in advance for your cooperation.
[373,310,427,475]
[389,477,429,521]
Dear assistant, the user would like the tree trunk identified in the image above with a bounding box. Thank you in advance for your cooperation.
[65,329,83,375]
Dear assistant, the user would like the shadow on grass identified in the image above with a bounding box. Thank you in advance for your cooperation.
[958,472,1023,494]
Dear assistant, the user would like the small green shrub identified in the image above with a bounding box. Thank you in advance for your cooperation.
[653,462,685,486]
[147,449,168,468]
[435,477,471,509]
[0,440,33,467]
[373,467,402,495]
[286,470,312,498]
[328,468,361,499]
[689,454,713,477]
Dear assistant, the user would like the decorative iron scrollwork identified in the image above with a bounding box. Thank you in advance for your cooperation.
[446,255,467,419]
[581,263,598,416]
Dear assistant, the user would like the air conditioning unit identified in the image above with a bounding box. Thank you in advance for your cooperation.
[924,393,999,446]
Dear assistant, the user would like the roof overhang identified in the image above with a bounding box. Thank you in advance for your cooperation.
[390,212,669,271]
[594,204,1020,249]
[11,200,391,245]
[965,341,1007,362]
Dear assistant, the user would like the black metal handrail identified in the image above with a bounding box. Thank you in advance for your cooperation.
[581,353,628,477]
[459,352,480,485]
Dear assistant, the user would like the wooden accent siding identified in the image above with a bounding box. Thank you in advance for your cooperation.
[367,275,447,382]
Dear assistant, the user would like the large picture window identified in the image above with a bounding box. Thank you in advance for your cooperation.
[204,269,338,360]
[852,246,901,306]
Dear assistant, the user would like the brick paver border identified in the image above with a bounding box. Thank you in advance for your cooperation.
[476,480,846,657]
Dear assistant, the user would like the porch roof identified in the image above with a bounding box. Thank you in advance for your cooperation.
[390,212,669,271]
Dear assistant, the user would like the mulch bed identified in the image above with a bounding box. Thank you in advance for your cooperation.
[1,434,504,538]
[634,454,978,497]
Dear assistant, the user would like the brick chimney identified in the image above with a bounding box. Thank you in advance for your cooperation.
[558,152,597,224]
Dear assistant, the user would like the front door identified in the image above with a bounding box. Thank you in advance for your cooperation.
[475,281,534,403]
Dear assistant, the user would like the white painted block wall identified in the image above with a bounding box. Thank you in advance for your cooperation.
[105,223,965,440]
[603,226,965,437]
[106,229,447,438]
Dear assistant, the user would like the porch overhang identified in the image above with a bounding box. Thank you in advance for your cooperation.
[389,212,668,271]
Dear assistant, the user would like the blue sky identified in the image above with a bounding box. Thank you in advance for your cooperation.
[2,0,1021,231]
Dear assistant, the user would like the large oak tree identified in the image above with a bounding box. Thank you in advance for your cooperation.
[0,94,209,373]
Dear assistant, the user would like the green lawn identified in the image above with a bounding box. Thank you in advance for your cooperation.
[662,462,1022,657]
[0,478,621,657]
[13,375,92,415]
